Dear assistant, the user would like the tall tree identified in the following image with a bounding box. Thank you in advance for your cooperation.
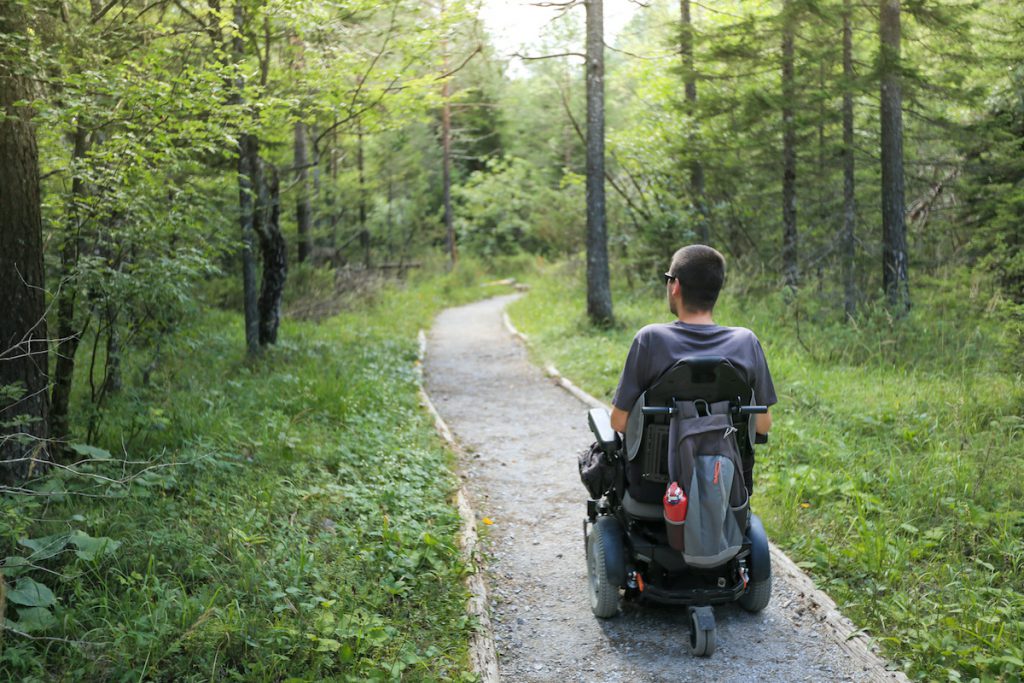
[294,118,313,262]
[879,0,910,313]
[441,0,457,267]
[680,0,708,244]
[841,0,857,318]
[256,160,286,344]
[293,32,313,263]
[0,1,50,482]
[50,124,89,451]
[781,0,799,289]
[221,0,262,354]
[585,0,613,324]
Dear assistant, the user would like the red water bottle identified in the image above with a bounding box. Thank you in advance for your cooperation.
[663,481,688,551]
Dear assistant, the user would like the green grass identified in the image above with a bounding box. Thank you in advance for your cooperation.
[508,264,1024,682]
[1,263,504,682]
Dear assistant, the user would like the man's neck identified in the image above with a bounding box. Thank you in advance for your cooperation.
[677,309,715,325]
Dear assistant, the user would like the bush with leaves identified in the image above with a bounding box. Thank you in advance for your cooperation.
[454,156,583,260]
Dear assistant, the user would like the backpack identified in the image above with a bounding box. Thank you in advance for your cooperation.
[667,399,749,568]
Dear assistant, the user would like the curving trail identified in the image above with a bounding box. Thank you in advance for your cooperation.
[424,294,903,683]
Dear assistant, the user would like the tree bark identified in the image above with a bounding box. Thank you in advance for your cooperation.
[680,0,709,244]
[255,160,287,346]
[311,123,323,241]
[880,0,910,314]
[781,0,799,290]
[440,2,456,268]
[294,120,312,263]
[102,305,122,396]
[239,131,262,354]
[291,32,312,263]
[842,0,857,319]
[585,0,614,325]
[232,1,260,354]
[358,127,370,268]
[50,125,90,452]
[0,3,50,482]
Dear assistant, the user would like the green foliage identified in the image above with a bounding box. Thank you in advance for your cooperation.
[0,269,494,681]
[509,263,1024,682]
[454,157,583,260]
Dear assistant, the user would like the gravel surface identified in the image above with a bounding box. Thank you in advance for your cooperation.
[424,295,880,682]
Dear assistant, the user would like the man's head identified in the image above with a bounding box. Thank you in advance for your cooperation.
[665,244,726,315]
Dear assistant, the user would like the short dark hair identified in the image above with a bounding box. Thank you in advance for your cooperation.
[667,245,726,312]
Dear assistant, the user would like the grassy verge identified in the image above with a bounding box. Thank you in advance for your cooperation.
[508,264,1024,682]
[1,264,503,682]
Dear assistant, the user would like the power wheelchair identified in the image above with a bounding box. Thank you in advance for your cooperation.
[584,356,771,657]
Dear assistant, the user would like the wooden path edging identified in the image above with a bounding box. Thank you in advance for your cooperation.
[500,312,909,683]
[417,331,500,683]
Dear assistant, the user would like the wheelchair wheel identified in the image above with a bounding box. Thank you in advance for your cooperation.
[738,574,772,613]
[687,609,717,657]
[586,517,621,618]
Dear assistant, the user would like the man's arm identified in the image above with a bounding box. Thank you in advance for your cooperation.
[756,410,772,435]
[610,405,629,434]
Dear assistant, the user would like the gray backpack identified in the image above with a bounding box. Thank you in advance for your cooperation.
[667,399,750,569]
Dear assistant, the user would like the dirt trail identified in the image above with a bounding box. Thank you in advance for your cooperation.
[424,295,896,682]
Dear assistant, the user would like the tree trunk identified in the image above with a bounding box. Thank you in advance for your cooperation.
[328,117,340,248]
[880,0,910,314]
[50,125,90,452]
[311,123,323,241]
[294,120,312,263]
[781,0,799,290]
[0,4,50,482]
[680,0,709,244]
[585,0,614,325]
[842,0,857,319]
[291,31,312,263]
[440,3,456,268]
[232,2,260,354]
[358,127,370,268]
[255,160,287,346]
[440,0,456,266]
[239,132,262,354]
[102,305,122,397]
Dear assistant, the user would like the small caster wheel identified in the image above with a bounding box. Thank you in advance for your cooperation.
[687,606,717,657]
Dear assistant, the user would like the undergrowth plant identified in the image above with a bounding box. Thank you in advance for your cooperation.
[0,262,502,682]
[508,264,1024,683]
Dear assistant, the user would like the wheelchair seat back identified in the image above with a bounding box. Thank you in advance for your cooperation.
[624,356,755,505]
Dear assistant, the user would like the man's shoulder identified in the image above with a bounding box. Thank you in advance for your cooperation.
[635,322,677,337]
[716,324,760,342]
[636,321,760,340]
[632,322,685,345]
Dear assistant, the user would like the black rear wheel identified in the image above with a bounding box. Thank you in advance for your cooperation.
[586,517,621,618]
[738,574,772,613]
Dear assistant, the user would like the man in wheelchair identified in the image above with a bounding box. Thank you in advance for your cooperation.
[611,244,775,484]
[583,244,777,656]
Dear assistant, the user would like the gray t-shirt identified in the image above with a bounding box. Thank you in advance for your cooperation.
[611,321,777,411]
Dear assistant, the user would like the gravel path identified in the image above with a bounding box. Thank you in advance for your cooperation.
[424,295,890,682]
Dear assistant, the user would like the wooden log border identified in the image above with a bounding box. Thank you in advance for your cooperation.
[417,330,500,683]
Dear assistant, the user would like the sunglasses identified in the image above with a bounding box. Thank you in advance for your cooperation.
[662,272,676,284]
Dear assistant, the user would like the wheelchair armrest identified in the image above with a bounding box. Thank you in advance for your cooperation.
[588,408,621,456]
[755,432,769,445]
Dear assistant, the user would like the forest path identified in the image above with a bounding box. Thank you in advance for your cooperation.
[424,295,895,682]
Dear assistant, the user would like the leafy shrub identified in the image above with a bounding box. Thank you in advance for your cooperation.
[453,157,583,260]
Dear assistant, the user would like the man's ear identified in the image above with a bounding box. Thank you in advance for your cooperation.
[673,281,685,306]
